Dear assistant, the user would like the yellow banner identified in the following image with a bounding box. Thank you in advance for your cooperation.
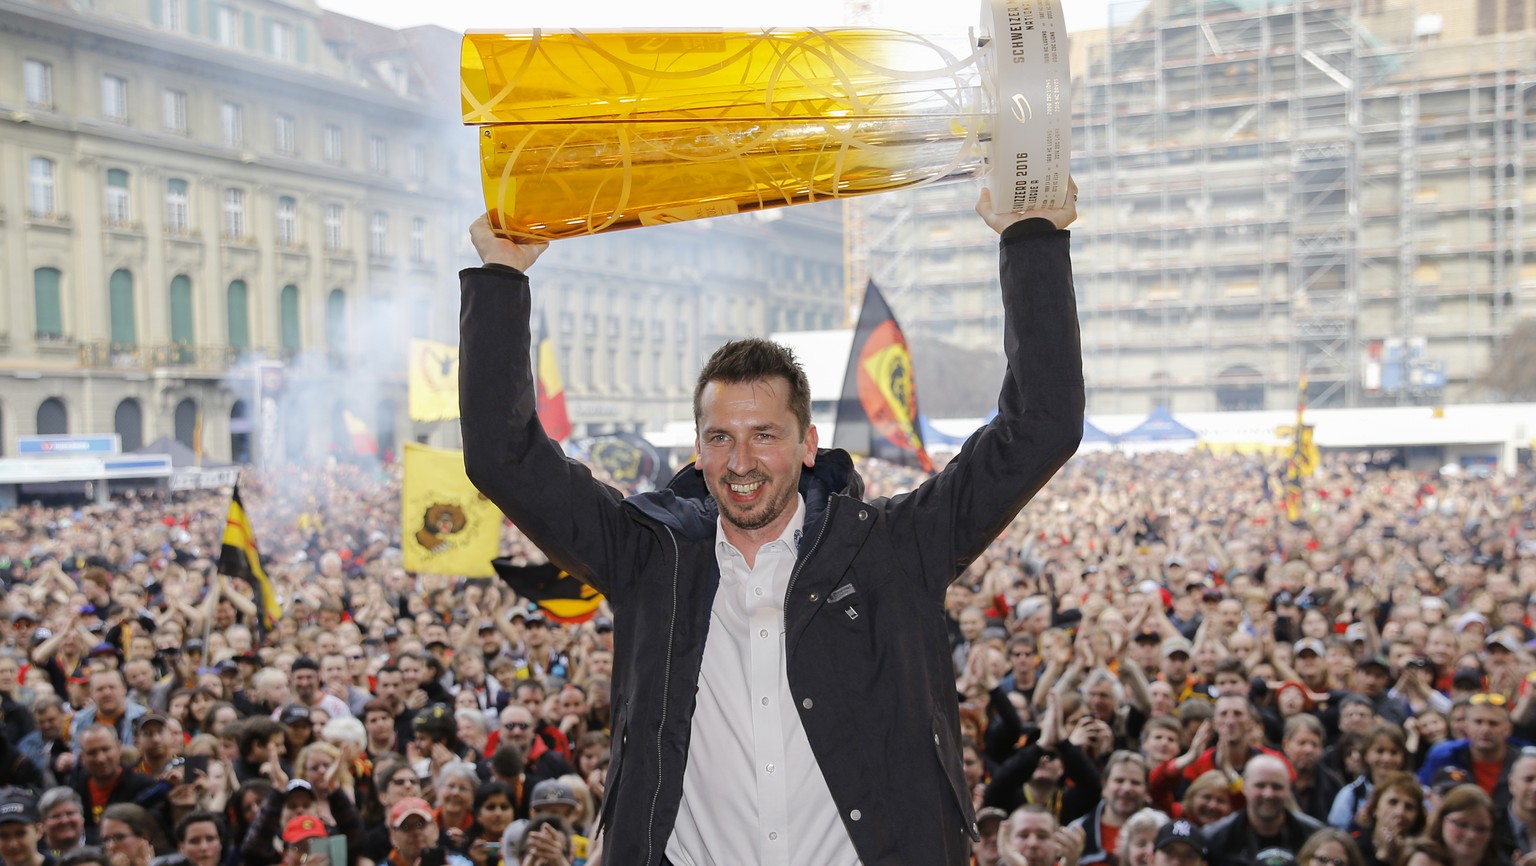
[401,442,502,577]
[408,339,460,422]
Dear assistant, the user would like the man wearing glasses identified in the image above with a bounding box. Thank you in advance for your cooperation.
[1419,692,1524,802]
[496,705,573,816]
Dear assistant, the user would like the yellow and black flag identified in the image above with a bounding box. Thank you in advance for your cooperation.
[833,281,934,472]
[219,481,280,631]
[491,559,604,625]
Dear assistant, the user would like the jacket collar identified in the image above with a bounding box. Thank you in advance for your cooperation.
[626,448,864,543]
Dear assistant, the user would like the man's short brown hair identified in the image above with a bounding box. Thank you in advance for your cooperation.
[693,339,812,437]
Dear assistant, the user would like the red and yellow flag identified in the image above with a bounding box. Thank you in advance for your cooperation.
[343,410,378,456]
[832,281,933,472]
[219,481,280,631]
[536,311,572,443]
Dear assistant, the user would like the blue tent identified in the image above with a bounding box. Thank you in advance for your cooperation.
[919,413,971,448]
[1117,405,1199,443]
[980,410,1116,444]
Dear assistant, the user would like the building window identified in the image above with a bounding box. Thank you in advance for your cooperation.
[324,204,343,250]
[411,217,427,262]
[268,20,292,61]
[159,0,183,31]
[37,399,68,436]
[214,6,239,46]
[370,211,388,257]
[559,312,574,334]
[280,285,301,354]
[275,114,296,155]
[162,88,187,134]
[368,135,387,174]
[277,196,298,246]
[408,144,426,181]
[105,168,131,227]
[33,268,63,339]
[28,157,56,217]
[326,289,347,354]
[221,102,242,147]
[109,269,136,348]
[165,178,189,234]
[24,60,52,110]
[169,275,194,347]
[223,188,246,240]
[227,280,250,349]
[101,74,128,123]
[323,125,342,164]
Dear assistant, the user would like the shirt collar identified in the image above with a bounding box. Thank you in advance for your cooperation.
[715,494,806,559]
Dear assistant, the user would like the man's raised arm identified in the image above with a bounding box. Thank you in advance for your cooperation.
[458,216,636,599]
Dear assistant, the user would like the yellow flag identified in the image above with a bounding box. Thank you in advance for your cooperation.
[408,339,461,422]
[401,442,501,576]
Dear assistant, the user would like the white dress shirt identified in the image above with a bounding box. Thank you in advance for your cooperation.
[665,495,861,866]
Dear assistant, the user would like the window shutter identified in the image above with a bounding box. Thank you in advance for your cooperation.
[243,10,255,49]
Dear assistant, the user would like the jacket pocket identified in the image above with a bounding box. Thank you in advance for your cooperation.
[931,712,980,842]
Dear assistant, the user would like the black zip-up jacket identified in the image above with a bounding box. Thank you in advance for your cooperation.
[459,220,1083,866]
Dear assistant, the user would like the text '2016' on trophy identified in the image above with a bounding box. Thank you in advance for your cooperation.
[461,0,1070,240]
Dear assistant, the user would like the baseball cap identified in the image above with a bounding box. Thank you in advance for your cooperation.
[1014,597,1048,621]
[530,779,579,809]
[135,713,169,732]
[282,815,326,844]
[593,617,614,634]
[477,621,497,633]
[1154,819,1209,858]
[1360,654,1391,672]
[215,659,240,676]
[975,806,1008,833]
[0,791,39,825]
[1486,632,1522,654]
[290,656,319,672]
[1456,611,1490,634]
[1430,766,1471,795]
[284,779,315,798]
[1345,623,1369,643]
[8,611,37,624]
[279,705,312,726]
[1293,638,1325,657]
[1161,637,1193,659]
[390,797,433,828]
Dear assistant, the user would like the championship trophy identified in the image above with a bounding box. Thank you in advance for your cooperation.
[462,0,1069,240]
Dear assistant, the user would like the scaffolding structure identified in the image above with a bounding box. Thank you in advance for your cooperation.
[854,0,1536,414]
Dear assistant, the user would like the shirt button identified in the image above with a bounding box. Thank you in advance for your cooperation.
[766,763,775,773]
[759,629,769,638]
[802,698,813,709]
[761,697,770,706]
[850,809,862,821]
[768,832,778,841]
[754,586,764,597]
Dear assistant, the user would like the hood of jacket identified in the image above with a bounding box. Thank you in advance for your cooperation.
[626,447,865,543]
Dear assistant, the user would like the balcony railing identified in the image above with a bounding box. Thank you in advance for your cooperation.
[76,341,333,370]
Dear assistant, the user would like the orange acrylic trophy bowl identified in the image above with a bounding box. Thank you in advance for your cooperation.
[461,0,1070,239]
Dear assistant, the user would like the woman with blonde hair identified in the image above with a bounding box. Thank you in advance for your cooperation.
[1180,769,1233,827]
[294,741,353,825]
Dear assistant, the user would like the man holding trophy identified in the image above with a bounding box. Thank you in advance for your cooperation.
[459,3,1078,863]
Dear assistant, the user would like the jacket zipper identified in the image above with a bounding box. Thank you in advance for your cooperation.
[645,525,681,866]
[784,496,835,636]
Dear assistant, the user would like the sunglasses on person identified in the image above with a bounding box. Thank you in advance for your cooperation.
[1470,692,1509,707]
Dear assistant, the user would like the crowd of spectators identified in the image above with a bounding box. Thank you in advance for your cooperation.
[0,447,1531,866]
